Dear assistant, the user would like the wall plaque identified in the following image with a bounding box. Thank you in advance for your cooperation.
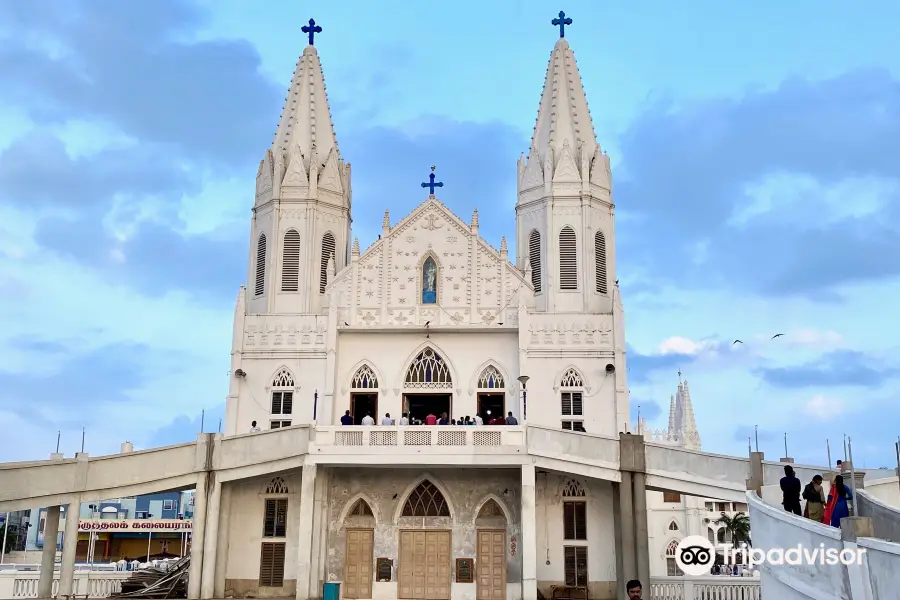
[455,558,474,583]
[376,558,393,582]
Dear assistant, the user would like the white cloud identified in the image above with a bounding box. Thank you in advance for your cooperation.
[658,336,717,356]
[801,395,845,420]
[786,329,843,347]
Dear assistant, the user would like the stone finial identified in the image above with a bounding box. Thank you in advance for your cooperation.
[382,209,390,229]
[500,236,508,255]
[326,252,336,284]
[471,208,479,229]
[351,237,360,259]
[524,258,532,281]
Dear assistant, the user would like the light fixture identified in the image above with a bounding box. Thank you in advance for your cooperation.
[234,369,246,378]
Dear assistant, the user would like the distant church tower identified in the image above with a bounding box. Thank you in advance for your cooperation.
[515,26,615,315]
[248,27,351,316]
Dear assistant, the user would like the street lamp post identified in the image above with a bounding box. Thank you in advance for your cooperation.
[517,375,530,421]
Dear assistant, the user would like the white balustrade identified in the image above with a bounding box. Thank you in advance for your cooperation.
[0,571,131,598]
[313,425,525,448]
[649,576,760,600]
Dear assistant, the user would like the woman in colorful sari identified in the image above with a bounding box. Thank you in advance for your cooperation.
[826,474,852,527]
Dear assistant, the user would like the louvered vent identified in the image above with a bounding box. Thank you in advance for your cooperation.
[281,230,300,292]
[319,232,335,293]
[528,230,542,293]
[594,230,608,294]
[255,234,267,296]
[559,226,577,290]
[259,542,286,587]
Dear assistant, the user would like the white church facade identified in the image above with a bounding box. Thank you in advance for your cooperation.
[215,15,668,600]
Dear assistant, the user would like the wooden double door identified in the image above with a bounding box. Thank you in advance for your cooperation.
[344,529,374,599]
[476,530,506,600]
[398,530,451,600]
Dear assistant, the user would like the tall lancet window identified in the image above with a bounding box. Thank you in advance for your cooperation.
[421,256,437,304]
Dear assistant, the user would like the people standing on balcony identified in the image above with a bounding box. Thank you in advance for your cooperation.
[361,413,375,425]
[505,411,518,425]
[802,475,826,522]
[340,410,353,425]
[381,413,393,425]
[474,413,483,425]
[399,412,409,425]
[425,412,437,425]
[438,412,450,425]
[825,474,852,527]
[780,465,802,515]
[249,421,260,433]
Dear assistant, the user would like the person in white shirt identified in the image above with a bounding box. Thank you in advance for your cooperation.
[474,414,483,425]
[361,413,375,425]
[249,420,261,433]
[381,413,393,425]
[399,412,409,425]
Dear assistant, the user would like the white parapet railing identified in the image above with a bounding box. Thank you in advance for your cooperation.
[313,425,526,448]
[649,576,761,600]
[0,571,132,598]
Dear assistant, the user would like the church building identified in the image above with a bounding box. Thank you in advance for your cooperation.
[220,14,633,600]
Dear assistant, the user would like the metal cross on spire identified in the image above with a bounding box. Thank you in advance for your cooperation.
[551,11,572,38]
[421,166,443,197]
[302,18,322,45]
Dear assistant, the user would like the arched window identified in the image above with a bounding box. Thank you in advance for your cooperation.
[351,364,378,390]
[281,230,301,292]
[270,368,294,428]
[347,498,373,518]
[594,230,607,294]
[265,477,289,495]
[559,226,577,290]
[665,539,684,576]
[421,256,438,304]
[560,368,584,432]
[562,479,586,541]
[666,540,679,556]
[528,230,542,293]
[668,521,679,531]
[477,499,505,519]
[402,480,450,517]
[255,233,267,296]
[319,232,335,293]
[477,365,505,390]
[405,348,452,388]
[560,368,584,388]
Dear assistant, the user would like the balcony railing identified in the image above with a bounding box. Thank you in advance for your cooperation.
[312,425,525,448]
[649,576,760,600]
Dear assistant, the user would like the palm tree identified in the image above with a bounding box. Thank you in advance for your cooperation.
[717,511,751,545]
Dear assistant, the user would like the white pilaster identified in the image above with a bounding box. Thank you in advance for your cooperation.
[295,463,318,600]
[38,505,61,599]
[58,494,83,599]
[521,462,537,600]
[214,483,232,598]
[200,474,222,599]
[188,472,208,600]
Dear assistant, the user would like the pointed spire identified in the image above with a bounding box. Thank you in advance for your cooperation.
[382,209,391,229]
[681,379,701,449]
[500,235,508,255]
[529,36,597,176]
[271,43,340,174]
[471,208,479,229]
[326,252,336,284]
[667,395,677,438]
[351,237,360,259]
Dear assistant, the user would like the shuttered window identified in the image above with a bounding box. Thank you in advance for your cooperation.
[561,392,583,416]
[563,501,587,540]
[255,234,267,296]
[320,232,336,293]
[259,542,286,587]
[663,492,682,503]
[528,230,542,293]
[563,546,588,587]
[562,421,585,432]
[263,499,288,537]
[270,420,291,429]
[594,230,607,294]
[281,230,301,292]
[271,391,293,415]
[559,226,577,290]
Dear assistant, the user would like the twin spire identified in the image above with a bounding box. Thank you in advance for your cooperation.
[666,378,701,450]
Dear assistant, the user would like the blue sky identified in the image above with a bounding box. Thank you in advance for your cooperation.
[1,0,899,469]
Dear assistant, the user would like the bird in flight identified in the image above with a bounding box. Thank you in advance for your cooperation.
[732,339,743,345]
[771,333,784,339]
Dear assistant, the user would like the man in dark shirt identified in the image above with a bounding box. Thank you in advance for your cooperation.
[780,465,802,515]
[340,410,353,425]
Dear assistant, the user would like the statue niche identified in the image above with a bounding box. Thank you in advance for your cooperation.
[421,256,438,305]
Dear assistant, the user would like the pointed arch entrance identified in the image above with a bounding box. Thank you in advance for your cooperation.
[475,498,508,600]
[397,479,452,600]
[402,346,453,423]
[342,497,375,600]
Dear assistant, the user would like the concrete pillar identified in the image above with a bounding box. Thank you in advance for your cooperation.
[747,452,765,495]
[188,473,209,600]
[296,464,318,600]
[58,495,83,599]
[38,505,61,599]
[839,516,874,541]
[214,482,232,598]
[617,472,636,593]
[200,476,222,599]
[520,463,538,600]
[632,473,650,590]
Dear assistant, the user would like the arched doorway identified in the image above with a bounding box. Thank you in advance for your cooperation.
[475,499,507,600]
[343,498,375,599]
[403,347,453,423]
[476,365,506,424]
[397,480,452,600]
[350,364,379,424]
